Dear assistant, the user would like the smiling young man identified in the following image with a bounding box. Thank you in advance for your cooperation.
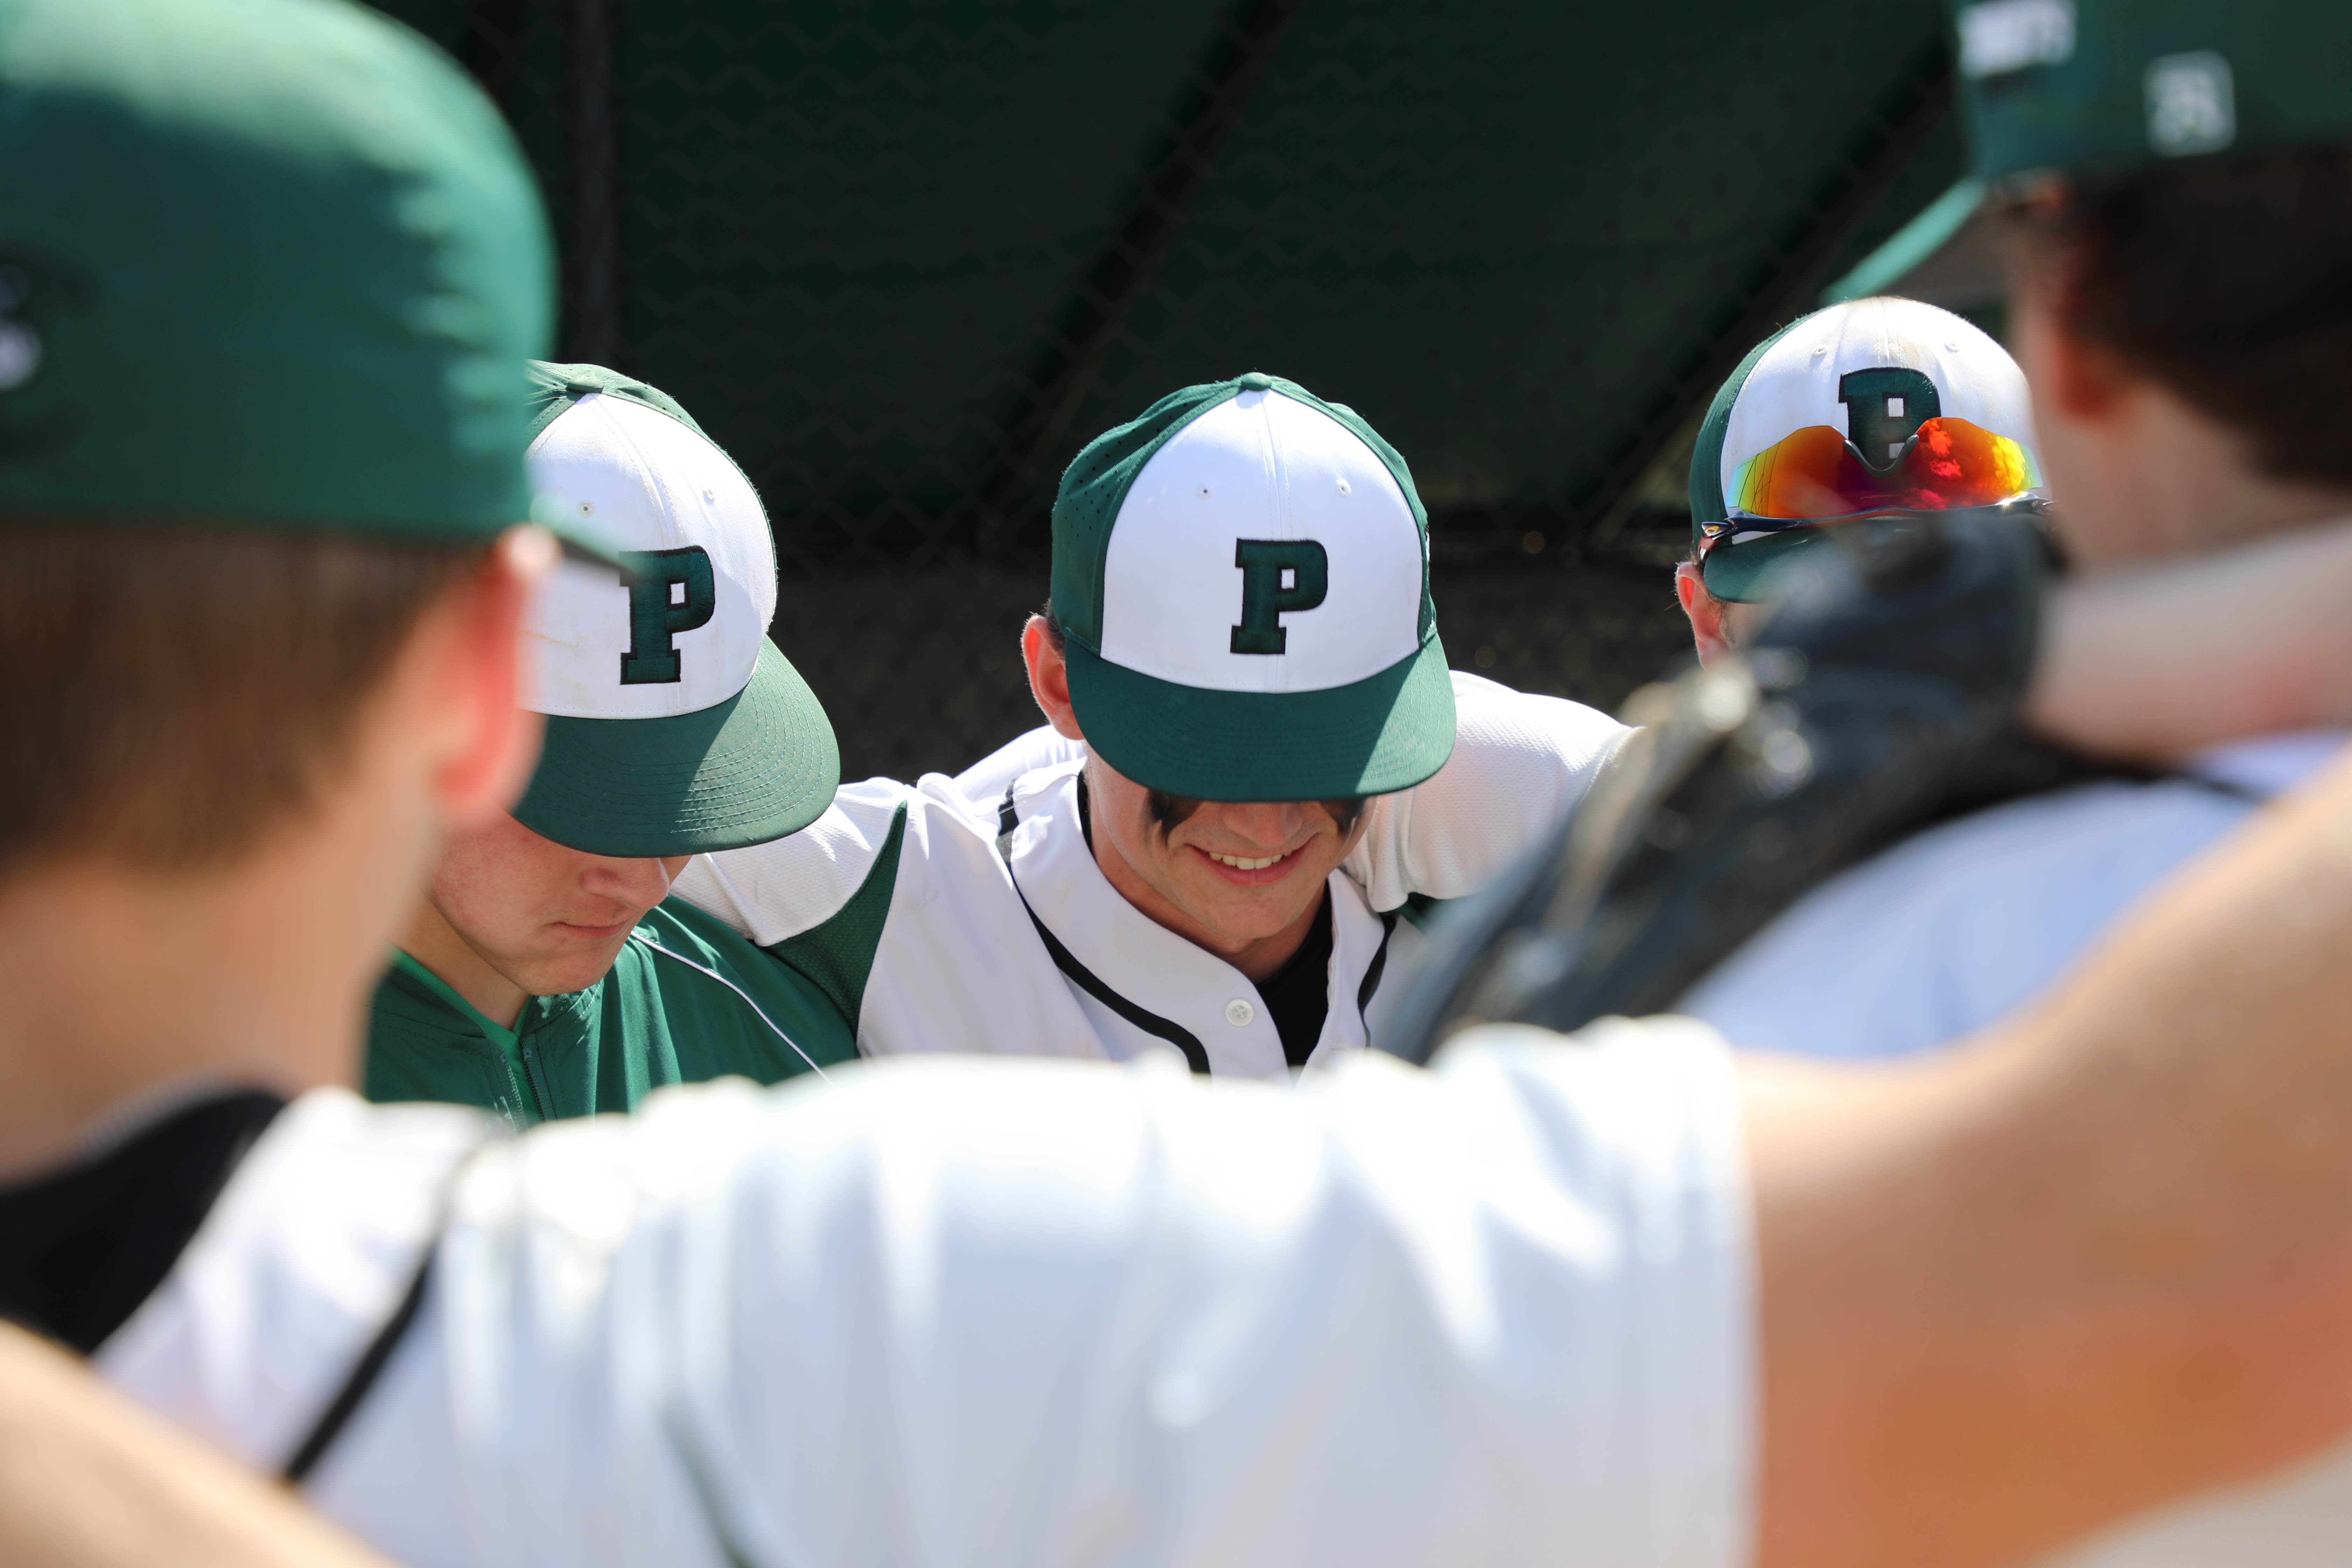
[1020,615,1375,987]
[366,363,857,1124]
[676,373,1631,1075]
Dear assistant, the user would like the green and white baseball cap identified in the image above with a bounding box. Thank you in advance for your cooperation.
[1050,372,1454,802]
[1952,0,2352,182]
[509,363,839,857]
[0,0,554,544]
[1689,297,2046,602]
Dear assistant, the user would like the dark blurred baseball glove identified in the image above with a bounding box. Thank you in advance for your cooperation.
[1382,500,2071,1061]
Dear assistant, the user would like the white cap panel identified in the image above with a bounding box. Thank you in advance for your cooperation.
[522,392,776,720]
[1098,389,1423,693]
[1718,296,2040,504]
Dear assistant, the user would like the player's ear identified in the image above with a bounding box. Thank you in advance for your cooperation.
[406,525,552,829]
[1021,614,1086,742]
[1676,562,1739,669]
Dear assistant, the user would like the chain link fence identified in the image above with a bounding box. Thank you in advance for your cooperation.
[371,0,1964,782]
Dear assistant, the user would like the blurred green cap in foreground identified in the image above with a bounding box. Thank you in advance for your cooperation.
[1954,0,2352,183]
[0,0,553,541]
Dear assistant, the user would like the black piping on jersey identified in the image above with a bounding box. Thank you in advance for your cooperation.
[280,1239,438,1483]
[2169,772,2268,805]
[280,1133,497,1486]
[662,1407,764,1568]
[1908,743,2267,842]
[997,786,1212,1075]
[628,930,835,1080]
[1357,910,1399,1038]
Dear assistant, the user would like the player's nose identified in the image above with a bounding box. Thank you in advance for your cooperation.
[578,853,678,912]
[1214,800,1308,850]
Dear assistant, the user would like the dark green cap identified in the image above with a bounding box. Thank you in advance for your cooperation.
[1050,372,1454,802]
[0,0,552,539]
[1954,0,2352,181]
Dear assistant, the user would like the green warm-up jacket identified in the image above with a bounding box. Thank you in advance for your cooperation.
[364,897,859,1126]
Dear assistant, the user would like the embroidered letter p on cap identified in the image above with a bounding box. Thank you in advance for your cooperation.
[511,363,839,858]
[1050,372,1455,802]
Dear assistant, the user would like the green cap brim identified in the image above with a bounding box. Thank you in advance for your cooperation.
[511,638,839,856]
[1701,526,1839,603]
[1064,634,1456,801]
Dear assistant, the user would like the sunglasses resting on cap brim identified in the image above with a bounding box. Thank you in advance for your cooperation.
[1700,417,2042,602]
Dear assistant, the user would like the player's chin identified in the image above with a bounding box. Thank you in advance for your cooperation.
[552,910,643,941]
[527,926,637,989]
[1187,880,1323,940]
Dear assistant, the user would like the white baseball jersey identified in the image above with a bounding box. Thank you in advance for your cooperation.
[1674,727,2352,1564]
[101,1023,1752,1568]
[673,672,1628,1076]
[1680,730,2341,1060]
[952,721,1088,802]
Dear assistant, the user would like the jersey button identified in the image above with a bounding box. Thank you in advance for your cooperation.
[1224,998,1255,1027]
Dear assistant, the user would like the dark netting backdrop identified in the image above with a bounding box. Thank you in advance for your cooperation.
[369,0,1967,782]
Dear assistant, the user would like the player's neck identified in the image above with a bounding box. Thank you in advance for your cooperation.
[2055,384,2352,566]
[396,900,531,1030]
[0,829,397,1182]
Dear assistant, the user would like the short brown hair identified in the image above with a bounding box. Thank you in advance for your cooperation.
[2003,141,2352,489]
[0,526,485,877]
